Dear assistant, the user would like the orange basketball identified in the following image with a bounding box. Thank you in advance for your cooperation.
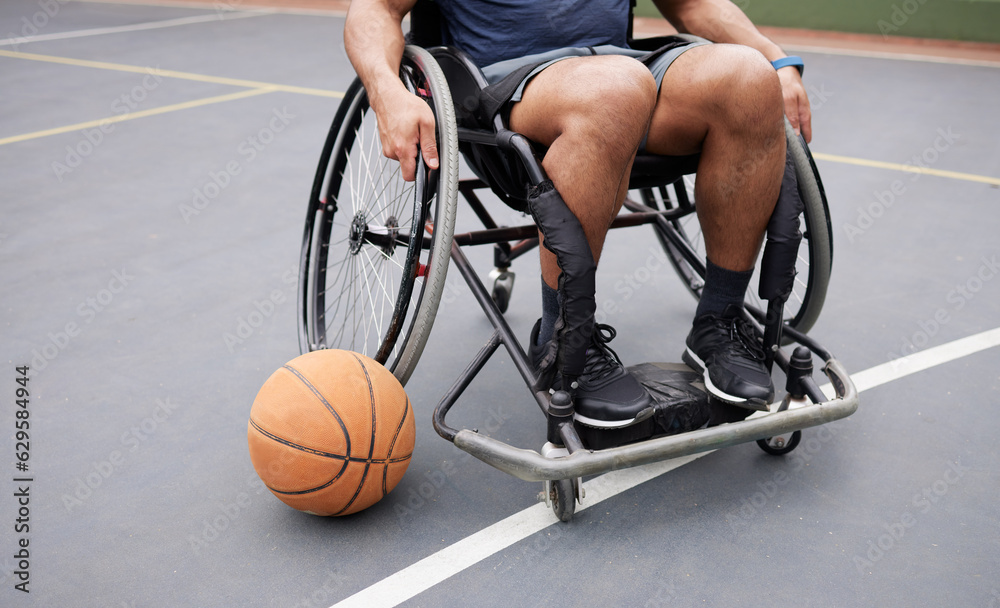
[247,349,414,516]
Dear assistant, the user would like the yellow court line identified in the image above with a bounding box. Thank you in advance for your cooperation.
[0,49,343,99]
[0,88,274,146]
[812,152,1000,186]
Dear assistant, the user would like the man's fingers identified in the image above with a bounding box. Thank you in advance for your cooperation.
[421,138,439,171]
[374,93,438,181]
[784,96,801,137]
[419,113,439,171]
[797,97,813,144]
[397,141,418,182]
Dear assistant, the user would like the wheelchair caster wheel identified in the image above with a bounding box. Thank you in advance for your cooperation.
[757,430,802,455]
[548,478,577,522]
[489,269,515,313]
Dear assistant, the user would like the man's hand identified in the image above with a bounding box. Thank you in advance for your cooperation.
[776,66,812,143]
[373,88,439,182]
[344,0,435,181]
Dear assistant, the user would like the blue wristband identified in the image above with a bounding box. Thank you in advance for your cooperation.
[771,56,804,76]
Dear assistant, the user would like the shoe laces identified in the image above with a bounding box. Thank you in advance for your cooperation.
[582,324,624,382]
[723,315,766,361]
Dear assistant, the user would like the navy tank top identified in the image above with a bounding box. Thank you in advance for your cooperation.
[433,0,631,67]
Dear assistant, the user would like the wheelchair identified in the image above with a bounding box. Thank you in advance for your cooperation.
[298,15,857,522]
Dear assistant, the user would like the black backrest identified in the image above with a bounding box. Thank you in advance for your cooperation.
[406,0,443,46]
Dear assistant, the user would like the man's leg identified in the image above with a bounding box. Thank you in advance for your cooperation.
[508,54,658,427]
[646,43,785,272]
[645,44,786,409]
[509,55,658,291]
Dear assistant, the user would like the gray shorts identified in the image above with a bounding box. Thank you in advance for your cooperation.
[479,35,711,149]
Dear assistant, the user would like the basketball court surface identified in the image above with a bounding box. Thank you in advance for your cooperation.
[2,1,999,606]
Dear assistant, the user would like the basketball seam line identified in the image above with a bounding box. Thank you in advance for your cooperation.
[249,418,410,464]
[333,353,378,516]
[257,364,354,499]
[282,363,353,457]
[382,396,410,496]
[250,418,410,497]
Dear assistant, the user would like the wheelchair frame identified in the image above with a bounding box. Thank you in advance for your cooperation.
[299,44,857,522]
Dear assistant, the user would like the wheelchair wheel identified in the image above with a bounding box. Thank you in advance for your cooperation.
[757,430,802,455]
[299,46,459,385]
[548,478,576,523]
[644,120,832,335]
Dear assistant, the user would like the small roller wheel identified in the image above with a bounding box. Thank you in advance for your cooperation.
[492,282,511,313]
[757,430,802,455]
[489,269,515,314]
[550,478,576,522]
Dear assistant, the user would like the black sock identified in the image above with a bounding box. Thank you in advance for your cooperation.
[696,259,753,318]
[538,279,560,345]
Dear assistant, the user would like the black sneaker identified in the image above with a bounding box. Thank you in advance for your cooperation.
[530,320,653,429]
[682,304,774,411]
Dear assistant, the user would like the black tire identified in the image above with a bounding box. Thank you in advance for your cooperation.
[550,478,576,523]
[491,283,510,314]
[757,430,802,455]
[298,46,459,385]
[644,120,833,334]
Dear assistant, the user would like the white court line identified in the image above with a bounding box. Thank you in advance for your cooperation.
[332,326,1000,608]
[838,325,1000,395]
[0,10,271,47]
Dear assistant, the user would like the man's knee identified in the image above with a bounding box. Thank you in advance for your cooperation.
[588,56,656,119]
[593,55,658,107]
[709,45,783,129]
[548,56,656,139]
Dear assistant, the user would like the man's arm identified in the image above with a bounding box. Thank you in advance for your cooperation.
[344,0,438,180]
[653,0,812,142]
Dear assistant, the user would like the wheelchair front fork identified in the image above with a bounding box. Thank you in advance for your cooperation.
[761,298,785,374]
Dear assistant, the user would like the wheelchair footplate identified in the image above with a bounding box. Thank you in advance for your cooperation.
[575,362,714,450]
[430,244,857,522]
[432,325,857,523]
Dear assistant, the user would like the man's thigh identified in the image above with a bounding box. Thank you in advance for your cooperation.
[507,54,656,148]
[494,40,713,153]
[645,43,778,156]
